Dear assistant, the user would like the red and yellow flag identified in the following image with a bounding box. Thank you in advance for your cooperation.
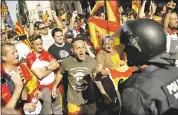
[42,13,48,22]
[58,12,67,21]
[15,22,31,49]
[132,0,141,14]
[153,16,162,24]
[1,1,8,21]
[20,63,39,101]
[88,17,121,50]
[109,67,133,88]
[90,1,104,15]
[15,22,25,35]
[106,0,120,23]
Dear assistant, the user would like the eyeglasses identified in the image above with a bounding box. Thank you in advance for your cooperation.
[39,26,48,30]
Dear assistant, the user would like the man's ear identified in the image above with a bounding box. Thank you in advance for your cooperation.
[71,48,74,53]
[1,55,7,61]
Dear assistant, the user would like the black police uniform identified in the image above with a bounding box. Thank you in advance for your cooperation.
[120,64,178,115]
[113,18,178,115]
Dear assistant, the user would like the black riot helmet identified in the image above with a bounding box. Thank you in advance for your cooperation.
[120,19,167,66]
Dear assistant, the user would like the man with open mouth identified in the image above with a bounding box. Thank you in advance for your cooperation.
[52,36,97,115]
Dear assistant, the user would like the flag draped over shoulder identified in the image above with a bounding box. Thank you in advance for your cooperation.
[90,1,104,15]
[88,17,120,50]
[106,0,120,23]
[15,22,31,48]
[132,0,141,14]
[1,1,14,29]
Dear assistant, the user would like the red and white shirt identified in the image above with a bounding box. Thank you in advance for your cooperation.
[26,50,55,86]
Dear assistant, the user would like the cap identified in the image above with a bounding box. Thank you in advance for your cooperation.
[65,31,74,39]
[75,33,89,42]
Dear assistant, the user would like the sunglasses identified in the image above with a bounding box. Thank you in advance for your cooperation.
[39,26,48,30]
[13,36,19,41]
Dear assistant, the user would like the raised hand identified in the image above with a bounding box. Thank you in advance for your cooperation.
[28,10,34,22]
[72,10,78,18]
[51,10,57,17]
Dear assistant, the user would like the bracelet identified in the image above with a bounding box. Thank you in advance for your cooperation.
[29,21,34,23]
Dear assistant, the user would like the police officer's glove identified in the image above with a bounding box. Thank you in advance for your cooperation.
[102,93,112,104]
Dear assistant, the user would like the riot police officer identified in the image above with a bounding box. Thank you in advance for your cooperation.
[117,19,178,115]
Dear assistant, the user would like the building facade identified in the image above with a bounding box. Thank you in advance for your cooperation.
[16,0,92,25]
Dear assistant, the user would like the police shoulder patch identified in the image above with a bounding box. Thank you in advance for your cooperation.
[161,76,178,108]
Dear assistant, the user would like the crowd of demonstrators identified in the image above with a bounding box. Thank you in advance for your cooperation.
[1,0,178,115]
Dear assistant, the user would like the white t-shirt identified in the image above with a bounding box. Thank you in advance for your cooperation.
[41,29,55,51]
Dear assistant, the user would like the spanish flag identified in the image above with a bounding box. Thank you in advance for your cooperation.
[15,22,31,49]
[90,1,104,15]
[106,0,120,23]
[19,63,39,101]
[88,17,120,50]
[42,13,48,22]
[109,67,134,90]
[58,12,67,21]
[132,0,141,14]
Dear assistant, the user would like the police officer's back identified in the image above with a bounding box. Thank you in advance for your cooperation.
[118,19,178,115]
